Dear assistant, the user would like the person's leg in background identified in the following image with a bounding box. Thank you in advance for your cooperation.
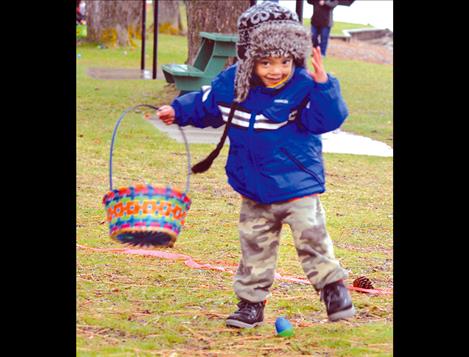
[319,26,331,56]
[311,25,320,49]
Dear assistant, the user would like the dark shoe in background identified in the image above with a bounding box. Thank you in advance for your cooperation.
[321,280,356,321]
[226,299,266,328]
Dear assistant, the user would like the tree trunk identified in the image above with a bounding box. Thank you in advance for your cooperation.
[185,0,251,65]
[158,0,182,35]
[86,0,143,47]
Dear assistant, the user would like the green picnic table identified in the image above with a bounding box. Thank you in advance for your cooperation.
[162,32,238,92]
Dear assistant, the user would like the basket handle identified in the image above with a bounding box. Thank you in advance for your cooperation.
[109,104,191,193]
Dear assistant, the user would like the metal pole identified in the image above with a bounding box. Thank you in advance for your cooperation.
[296,0,304,23]
[152,0,158,79]
[141,0,146,71]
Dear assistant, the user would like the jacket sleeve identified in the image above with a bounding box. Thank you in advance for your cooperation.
[300,73,349,134]
[171,75,226,129]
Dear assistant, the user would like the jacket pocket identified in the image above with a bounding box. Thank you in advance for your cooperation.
[280,147,323,184]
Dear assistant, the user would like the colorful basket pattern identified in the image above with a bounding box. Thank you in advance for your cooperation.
[103,104,192,247]
[102,184,191,243]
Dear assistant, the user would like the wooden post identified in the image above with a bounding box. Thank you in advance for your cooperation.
[296,0,303,22]
[141,0,146,71]
[152,0,158,79]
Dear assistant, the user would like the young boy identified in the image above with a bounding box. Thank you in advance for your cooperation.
[157,2,355,327]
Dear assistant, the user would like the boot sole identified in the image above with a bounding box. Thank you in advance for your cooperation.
[226,319,263,329]
[328,306,356,322]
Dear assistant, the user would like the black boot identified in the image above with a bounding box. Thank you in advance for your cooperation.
[226,299,266,328]
[321,280,356,321]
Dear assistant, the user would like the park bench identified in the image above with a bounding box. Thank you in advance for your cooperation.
[162,31,238,93]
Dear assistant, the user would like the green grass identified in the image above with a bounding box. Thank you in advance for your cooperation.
[77,33,187,69]
[321,57,393,146]
[77,31,392,356]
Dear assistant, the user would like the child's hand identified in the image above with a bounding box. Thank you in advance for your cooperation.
[156,105,175,125]
[309,46,328,83]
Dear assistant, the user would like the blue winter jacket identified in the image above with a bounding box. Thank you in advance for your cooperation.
[171,64,348,204]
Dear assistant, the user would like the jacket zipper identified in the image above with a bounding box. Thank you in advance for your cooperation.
[280,147,323,183]
[248,110,266,202]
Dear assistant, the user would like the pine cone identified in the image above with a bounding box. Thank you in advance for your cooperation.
[353,276,374,289]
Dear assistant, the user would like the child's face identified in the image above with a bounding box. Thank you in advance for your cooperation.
[254,56,293,87]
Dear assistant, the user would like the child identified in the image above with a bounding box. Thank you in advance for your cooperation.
[156,2,355,327]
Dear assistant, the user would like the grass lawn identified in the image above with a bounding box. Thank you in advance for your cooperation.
[77,28,392,355]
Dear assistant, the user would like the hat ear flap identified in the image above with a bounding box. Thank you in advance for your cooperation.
[234,55,255,103]
[294,57,307,69]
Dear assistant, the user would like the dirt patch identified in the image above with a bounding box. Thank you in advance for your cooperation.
[328,39,393,65]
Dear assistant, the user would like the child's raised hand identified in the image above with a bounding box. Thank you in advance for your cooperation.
[309,46,328,84]
[156,105,175,125]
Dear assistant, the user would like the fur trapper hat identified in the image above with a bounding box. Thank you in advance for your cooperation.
[235,1,310,102]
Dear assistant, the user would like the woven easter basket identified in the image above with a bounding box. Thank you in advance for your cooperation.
[102,104,191,248]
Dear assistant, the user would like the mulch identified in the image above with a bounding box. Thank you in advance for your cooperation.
[327,39,393,65]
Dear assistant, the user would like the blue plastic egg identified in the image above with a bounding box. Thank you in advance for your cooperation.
[275,317,294,337]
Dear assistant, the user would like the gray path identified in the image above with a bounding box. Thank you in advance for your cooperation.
[87,68,165,80]
[147,116,392,157]
[148,116,229,145]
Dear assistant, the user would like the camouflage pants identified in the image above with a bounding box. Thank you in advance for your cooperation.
[234,195,348,303]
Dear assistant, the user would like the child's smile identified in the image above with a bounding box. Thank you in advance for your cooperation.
[254,56,293,87]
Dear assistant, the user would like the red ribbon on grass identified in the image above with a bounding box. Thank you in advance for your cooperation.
[77,244,392,295]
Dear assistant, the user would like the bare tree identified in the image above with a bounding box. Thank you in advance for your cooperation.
[158,0,184,35]
[185,0,251,65]
[86,0,143,47]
